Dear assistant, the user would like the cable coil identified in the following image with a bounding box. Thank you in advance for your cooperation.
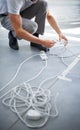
[1,43,80,128]
[2,82,58,128]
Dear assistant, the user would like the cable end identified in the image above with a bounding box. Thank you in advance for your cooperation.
[40,51,48,61]
[58,76,72,82]
[26,109,42,120]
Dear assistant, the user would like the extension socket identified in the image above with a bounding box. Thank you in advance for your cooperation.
[58,54,80,81]
[40,51,48,61]
[58,75,72,82]
[26,109,42,120]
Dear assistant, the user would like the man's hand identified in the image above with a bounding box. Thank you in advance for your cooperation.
[58,32,68,46]
[41,39,56,48]
[59,32,68,41]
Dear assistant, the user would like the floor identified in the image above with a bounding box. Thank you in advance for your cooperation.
[0,0,80,130]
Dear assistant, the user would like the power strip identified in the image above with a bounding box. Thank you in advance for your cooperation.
[40,51,48,61]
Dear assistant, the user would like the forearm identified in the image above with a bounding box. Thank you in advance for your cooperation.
[47,11,68,42]
[47,11,62,35]
[16,28,44,45]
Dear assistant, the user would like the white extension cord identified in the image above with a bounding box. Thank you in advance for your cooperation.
[0,42,80,128]
[0,52,58,128]
[2,82,58,128]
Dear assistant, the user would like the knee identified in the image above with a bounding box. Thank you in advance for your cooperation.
[39,0,48,11]
[30,22,38,34]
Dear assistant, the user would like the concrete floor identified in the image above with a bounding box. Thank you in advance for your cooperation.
[0,0,80,130]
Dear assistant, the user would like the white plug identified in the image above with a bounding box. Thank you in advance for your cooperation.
[40,51,48,61]
[26,108,42,120]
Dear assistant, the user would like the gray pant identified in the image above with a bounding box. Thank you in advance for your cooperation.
[1,0,48,38]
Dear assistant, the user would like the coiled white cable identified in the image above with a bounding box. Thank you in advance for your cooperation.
[0,52,59,128]
[2,82,58,128]
[1,43,80,128]
[0,54,47,99]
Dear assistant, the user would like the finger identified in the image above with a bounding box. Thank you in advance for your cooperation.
[51,42,56,47]
[52,40,56,44]
[63,35,68,41]
[64,40,68,46]
[59,36,62,41]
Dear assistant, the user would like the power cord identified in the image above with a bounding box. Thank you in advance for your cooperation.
[0,52,59,128]
[1,41,80,128]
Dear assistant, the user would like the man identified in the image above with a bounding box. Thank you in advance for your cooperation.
[0,0,68,52]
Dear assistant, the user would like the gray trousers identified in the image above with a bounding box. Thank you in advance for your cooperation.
[1,0,48,38]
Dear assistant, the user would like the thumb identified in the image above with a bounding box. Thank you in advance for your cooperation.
[59,35,62,42]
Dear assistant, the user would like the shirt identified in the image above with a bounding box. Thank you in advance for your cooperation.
[0,0,38,15]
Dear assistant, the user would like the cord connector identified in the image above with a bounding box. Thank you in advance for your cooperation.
[26,108,42,120]
[40,51,48,61]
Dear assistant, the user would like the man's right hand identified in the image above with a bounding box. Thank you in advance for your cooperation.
[41,39,56,48]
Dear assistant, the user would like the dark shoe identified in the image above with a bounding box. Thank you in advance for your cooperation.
[8,31,19,50]
[30,43,49,52]
[30,33,49,52]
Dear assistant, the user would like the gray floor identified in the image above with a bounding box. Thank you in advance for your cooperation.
[0,0,80,130]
